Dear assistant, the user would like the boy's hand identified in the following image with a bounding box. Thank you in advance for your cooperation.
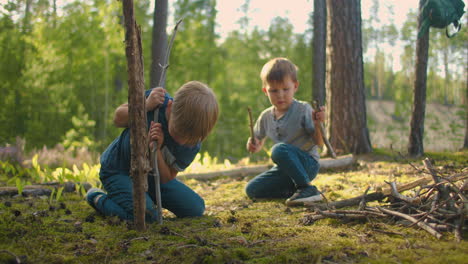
[146,87,166,111]
[247,137,261,153]
[149,121,164,150]
[313,106,325,122]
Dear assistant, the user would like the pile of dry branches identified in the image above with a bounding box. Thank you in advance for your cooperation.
[302,158,468,241]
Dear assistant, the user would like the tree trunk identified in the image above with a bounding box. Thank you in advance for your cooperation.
[442,38,450,105]
[122,0,150,231]
[326,0,372,154]
[150,0,168,88]
[464,58,468,149]
[463,30,468,149]
[206,0,217,84]
[312,0,327,104]
[408,0,429,157]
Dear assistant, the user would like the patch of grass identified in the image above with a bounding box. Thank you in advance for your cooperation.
[425,149,468,170]
[0,149,467,263]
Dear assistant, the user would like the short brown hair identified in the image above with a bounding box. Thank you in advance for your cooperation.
[169,81,219,145]
[260,58,298,87]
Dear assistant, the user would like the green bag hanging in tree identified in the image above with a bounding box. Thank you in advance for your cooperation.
[418,0,465,38]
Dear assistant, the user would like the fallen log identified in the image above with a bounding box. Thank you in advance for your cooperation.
[0,185,53,197]
[180,154,356,181]
[0,181,88,197]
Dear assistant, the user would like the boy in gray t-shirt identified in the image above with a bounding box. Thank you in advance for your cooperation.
[246,58,325,206]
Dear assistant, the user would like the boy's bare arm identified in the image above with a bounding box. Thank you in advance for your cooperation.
[156,148,178,183]
[313,120,325,147]
[113,88,166,128]
[114,103,130,127]
[149,121,178,183]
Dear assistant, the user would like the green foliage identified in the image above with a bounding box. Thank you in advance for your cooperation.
[1,155,100,195]
[62,105,96,152]
[0,0,466,161]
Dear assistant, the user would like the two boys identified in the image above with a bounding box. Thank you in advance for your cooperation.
[87,57,324,221]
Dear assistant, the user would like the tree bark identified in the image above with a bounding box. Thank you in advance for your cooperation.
[150,0,168,88]
[408,0,429,157]
[326,0,372,154]
[464,30,468,149]
[312,0,327,104]
[464,76,468,149]
[122,0,150,231]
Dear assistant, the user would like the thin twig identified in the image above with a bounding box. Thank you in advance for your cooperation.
[358,186,371,210]
[247,107,255,145]
[0,250,21,264]
[377,206,442,239]
[385,181,421,205]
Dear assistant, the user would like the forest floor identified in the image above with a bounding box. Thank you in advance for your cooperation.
[0,100,466,263]
[0,149,467,264]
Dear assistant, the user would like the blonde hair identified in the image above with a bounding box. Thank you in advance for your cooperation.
[260,57,298,87]
[169,81,219,145]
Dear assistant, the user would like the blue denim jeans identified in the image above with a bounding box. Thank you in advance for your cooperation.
[94,172,205,222]
[245,143,320,199]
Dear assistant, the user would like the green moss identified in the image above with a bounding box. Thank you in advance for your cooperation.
[0,149,467,263]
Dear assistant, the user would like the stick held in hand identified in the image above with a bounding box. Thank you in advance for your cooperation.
[151,18,183,225]
[247,107,256,145]
[312,100,336,159]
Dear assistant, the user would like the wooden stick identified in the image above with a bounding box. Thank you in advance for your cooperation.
[454,204,465,242]
[358,186,370,210]
[151,18,183,225]
[247,107,255,145]
[305,191,385,209]
[377,206,442,239]
[312,100,336,158]
[386,181,421,205]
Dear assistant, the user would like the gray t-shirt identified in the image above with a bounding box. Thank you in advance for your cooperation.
[254,99,320,161]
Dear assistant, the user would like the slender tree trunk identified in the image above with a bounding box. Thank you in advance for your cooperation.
[53,0,57,28]
[122,0,150,231]
[464,39,468,149]
[207,0,217,84]
[150,0,168,88]
[408,0,429,157]
[464,84,468,149]
[326,0,372,154]
[312,0,326,104]
[103,50,110,141]
[443,41,450,105]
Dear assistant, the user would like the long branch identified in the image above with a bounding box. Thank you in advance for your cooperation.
[377,206,442,239]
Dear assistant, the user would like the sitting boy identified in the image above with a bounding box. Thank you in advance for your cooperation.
[86,81,219,222]
[246,58,325,206]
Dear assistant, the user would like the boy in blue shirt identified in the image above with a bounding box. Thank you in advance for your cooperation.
[246,58,325,206]
[86,81,219,222]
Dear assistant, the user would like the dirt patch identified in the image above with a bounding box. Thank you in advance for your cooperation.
[367,100,465,152]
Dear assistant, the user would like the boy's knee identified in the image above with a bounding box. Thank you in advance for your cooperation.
[245,184,255,199]
[245,181,262,199]
[271,143,289,163]
[187,199,205,217]
[179,197,205,217]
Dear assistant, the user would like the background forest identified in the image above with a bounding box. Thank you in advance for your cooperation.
[0,0,466,165]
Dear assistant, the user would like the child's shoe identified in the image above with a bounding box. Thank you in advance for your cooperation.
[285,185,322,206]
